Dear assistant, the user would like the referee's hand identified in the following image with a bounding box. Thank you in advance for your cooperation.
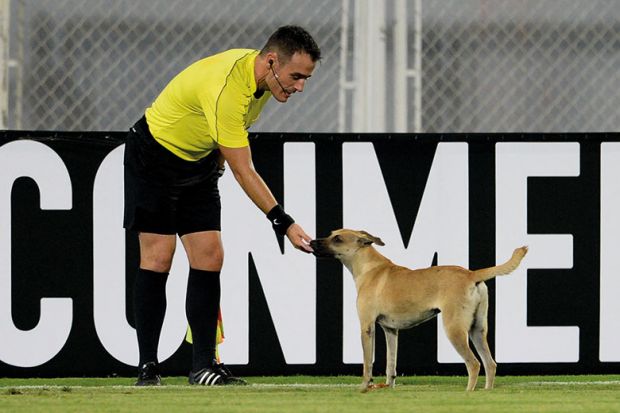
[286,223,313,253]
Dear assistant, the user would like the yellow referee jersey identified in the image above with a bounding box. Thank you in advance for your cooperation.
[144,49,271,161]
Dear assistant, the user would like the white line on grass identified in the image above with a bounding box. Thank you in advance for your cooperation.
[0,383,359,390]
[3,381,620,390]
[517,381,620,386]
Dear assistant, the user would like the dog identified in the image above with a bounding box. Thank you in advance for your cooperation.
[310,229,528,392]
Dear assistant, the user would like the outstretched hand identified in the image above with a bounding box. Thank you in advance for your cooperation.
[285,223,314,253]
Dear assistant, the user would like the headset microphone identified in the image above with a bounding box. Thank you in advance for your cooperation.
[269,59,288,95]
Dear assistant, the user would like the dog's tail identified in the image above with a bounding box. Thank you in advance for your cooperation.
[471,246,528,283]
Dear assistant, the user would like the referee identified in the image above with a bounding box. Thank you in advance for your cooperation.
[124,26,321,386]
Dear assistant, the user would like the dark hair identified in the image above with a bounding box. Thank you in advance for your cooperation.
[260,25,321,63]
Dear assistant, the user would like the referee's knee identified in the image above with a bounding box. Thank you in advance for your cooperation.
[189,248,224,271]
[140,254,174,273]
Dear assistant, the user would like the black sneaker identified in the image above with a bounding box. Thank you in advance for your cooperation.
[135,361,161,386]
[188,363,247,386]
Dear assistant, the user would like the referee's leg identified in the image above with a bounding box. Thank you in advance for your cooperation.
[181,231,223,271]
[139,233,176,272]
[134,233,176,384]
[181,231,225,374]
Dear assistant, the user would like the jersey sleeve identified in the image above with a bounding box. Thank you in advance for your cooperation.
[210,79,251,148]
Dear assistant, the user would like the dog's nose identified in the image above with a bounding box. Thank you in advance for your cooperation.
[309,239,326,257]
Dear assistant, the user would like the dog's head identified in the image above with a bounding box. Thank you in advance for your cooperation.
[310,229,385,260]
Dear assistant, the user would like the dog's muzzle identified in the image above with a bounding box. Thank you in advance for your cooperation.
[309,239,334,258]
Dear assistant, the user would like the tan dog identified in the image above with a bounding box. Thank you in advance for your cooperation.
[310,229,528,392]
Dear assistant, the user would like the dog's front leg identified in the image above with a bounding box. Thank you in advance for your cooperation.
[381,325,398,388]
[360,322,375,392]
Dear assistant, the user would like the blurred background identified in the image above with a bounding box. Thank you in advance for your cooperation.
[0,0,619,133]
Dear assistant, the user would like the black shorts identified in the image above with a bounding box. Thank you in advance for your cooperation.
[123,116,221,236]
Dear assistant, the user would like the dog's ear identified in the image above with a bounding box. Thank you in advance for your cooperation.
[359,231,385,246]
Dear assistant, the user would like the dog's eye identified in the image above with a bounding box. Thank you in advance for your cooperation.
[333,235,342,243]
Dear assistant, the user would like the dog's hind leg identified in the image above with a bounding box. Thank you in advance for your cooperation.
[381,325,398,388]
[470,329,495,389]
[442,314,480,391]
[360,321,376,392]
[469,284,497,389]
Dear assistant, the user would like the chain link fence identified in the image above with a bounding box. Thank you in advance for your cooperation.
[419,0,620,133]
[6,0,342,132]
[4,0,620,133]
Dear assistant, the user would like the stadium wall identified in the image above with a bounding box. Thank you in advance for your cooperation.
[0,131,619,378]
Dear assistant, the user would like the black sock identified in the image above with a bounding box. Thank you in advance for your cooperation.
[186,268,221,371]
[133,268,169,367]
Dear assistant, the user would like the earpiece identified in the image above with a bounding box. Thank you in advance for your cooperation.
[268,58,287,94]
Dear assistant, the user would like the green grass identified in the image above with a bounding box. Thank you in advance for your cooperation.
[1,375,620,413]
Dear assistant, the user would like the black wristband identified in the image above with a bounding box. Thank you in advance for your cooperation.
[266,204,295,236]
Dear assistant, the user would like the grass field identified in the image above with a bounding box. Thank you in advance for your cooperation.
[1,375,620,413]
